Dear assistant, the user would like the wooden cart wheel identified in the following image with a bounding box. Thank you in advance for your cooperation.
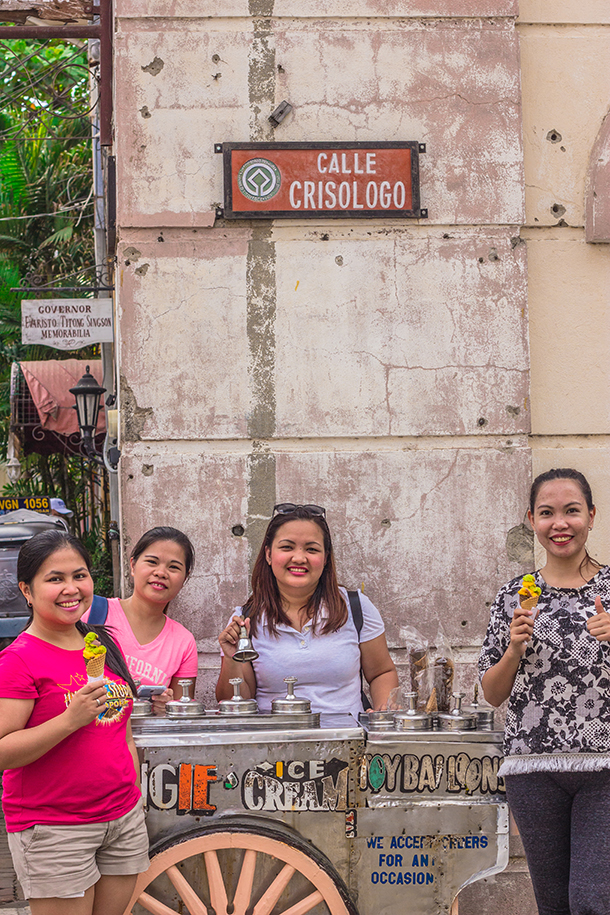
[125,824,356,915]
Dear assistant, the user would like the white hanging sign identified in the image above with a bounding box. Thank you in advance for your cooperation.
[21,299,113,350]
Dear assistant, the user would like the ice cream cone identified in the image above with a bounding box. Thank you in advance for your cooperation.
[86,653,106,681]
[519,594,539,612]
[83,632,107,681]
[518,574,541,617]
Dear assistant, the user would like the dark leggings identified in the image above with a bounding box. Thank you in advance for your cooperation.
[505,770,610,915]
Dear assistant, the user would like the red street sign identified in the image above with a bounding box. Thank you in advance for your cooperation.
[217,142,426,219]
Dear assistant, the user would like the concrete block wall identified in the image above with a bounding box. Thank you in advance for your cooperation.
[113,1,610,910]
[518,0,610,571]
[115,0,531,698]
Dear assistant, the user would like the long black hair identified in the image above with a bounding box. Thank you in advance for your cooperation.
[243,506,347,637]
[19,530,137,693]
[130,526,195,577]
[529,467,602,577]
[129,526,195,614]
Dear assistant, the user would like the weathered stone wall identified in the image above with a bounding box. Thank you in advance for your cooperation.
[517,0,610,568]
[115,0,530,706]
[113,3,609,910]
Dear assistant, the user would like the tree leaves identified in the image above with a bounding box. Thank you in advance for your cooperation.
[0,38,95,463]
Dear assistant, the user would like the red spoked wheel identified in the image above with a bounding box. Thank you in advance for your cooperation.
[125,820,357,915]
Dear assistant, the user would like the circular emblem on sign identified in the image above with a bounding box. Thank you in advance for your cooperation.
[368,755,386,792]
[238,158,281,202]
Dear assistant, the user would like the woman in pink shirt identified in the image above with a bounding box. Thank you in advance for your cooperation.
[84,527,197,710]
[0,530,149,915]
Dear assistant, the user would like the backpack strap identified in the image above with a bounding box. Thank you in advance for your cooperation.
[347,589,363,638]
[87,594,109,625]
[347,589,372,711]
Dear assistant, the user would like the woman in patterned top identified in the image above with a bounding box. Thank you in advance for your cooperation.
[479,468,610,915]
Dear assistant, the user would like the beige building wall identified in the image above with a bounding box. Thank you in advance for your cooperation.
[458,5,610,910]
[114,0,531,712]
[112,3,609,911]
[518,1,610,569]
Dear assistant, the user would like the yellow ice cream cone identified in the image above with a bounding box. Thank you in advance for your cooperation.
[519,594,539,613]
[86,653,106,681]
[519,575,541,615]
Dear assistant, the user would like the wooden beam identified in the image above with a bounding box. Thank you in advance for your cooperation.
[0,22,99,35]
[0,1,93,24]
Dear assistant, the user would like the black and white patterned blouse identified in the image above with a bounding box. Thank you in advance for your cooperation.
[478,567,610,776]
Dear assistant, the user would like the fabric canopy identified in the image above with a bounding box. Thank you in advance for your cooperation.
[19,359,106,437]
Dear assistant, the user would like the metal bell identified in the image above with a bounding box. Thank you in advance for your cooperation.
[233,624,259,662]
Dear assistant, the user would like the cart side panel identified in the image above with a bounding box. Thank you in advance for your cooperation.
[139,733,365,894]
[352,804,509,915]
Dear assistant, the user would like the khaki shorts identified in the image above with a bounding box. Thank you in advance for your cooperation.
[7,800,150,899]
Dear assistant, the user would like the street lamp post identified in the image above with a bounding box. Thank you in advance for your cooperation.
[69,365,106,461]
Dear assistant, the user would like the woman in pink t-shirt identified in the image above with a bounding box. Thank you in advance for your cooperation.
[84,527,198,711]
[0,530,149,915]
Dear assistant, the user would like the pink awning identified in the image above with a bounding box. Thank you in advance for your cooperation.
[19,360,106,436]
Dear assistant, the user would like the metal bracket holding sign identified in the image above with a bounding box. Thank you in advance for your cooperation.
[216,142,427,220]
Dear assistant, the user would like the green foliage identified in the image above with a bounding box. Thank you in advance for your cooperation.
[0,38,90,114]
[0,106,94,296]
[81,522,114,597]
[2,452,114,596]
[0,39,111,589]
[0,138,27,207]
[0,38,97,458]
[3,451,92,526]
[0,38,95,296]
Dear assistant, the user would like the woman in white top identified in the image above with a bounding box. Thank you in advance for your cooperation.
[217,503,397,716]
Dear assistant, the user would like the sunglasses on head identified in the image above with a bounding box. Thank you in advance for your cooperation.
[272,503,326,518]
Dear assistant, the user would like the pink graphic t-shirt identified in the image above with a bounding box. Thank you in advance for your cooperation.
[0,632,140,832]
[83,598,197,687]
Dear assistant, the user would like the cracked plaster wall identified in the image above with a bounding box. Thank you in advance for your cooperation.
[114,1,610,704]
[114,18,524,226]
[110,6,610,912]
[118,228,528,441]
[515,2,610,594]
[115,4,531,715]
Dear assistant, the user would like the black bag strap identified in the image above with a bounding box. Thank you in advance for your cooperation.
[347,589,372,711]
[347,589,363,638]
[87,594,109,625]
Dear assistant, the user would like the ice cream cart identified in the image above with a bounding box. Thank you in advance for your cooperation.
[127,684,508,915]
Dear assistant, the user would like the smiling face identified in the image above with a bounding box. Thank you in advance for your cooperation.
[20,546,93,631]
[130,539,188,606]
[528,478,595,563]
[265,519,327,603]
